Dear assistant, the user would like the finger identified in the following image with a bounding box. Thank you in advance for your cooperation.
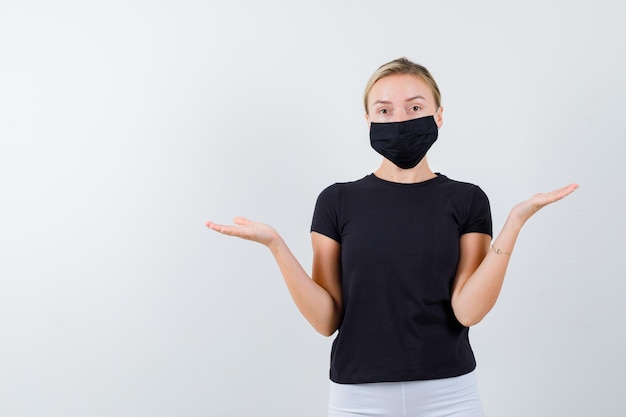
[561,183,579,196]
[206,221,242,236]
[532,183,578,208]
[205,221,228,233]
[548,183,579,202]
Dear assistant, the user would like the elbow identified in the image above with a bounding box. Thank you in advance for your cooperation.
[310,303,342,336]
[455,313,483,328]
[317,327,337,337]
[452,296,495,327]
[313,321,339,337]
[311,315,340,337]
[452,300,486,327]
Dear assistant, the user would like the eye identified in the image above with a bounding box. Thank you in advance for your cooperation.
[410,105,421,112]
[378,108,389,115]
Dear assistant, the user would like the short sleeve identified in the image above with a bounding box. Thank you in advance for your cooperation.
[310,184,342,243]
[461,186,493,236]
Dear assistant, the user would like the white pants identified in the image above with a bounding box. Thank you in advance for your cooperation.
[328,371,485,417]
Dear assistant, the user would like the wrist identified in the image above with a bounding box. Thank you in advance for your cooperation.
[267,234,285,254]
[491,245,512,256]
[505,210,527,230]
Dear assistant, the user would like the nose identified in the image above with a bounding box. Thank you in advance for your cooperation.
[392,113,411,123]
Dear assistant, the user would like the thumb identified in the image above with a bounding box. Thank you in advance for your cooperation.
[233,216,252,225]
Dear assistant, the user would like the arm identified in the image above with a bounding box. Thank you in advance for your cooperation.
[451,183,579,327]
[206,217,342,336]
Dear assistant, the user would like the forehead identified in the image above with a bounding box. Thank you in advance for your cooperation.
[368,73,435,103]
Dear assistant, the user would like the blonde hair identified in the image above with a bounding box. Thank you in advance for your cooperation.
[363,57,441,114]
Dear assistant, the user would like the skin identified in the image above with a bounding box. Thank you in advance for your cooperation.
[206,73,578,334]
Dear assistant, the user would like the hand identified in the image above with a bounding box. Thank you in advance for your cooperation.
[510,183,579,224]
[205,217,280,247]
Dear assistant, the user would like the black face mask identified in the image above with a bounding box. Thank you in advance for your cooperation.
[369,116,438,169]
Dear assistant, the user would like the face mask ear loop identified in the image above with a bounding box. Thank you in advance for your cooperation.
[434,107,442,126]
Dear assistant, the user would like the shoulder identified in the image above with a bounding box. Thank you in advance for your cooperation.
[316,174,373,198]
[436,173,481,189]
[436,174,489,199]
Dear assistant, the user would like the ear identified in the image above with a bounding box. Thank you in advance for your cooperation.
[365,112,371,128]
[435,106,444,128]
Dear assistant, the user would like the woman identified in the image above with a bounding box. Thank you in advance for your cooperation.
[206,57,578,416]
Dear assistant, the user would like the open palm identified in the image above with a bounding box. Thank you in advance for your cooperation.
[511,183,579,224]
[206,217,279,247]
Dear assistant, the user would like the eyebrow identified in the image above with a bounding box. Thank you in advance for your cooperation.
[405,95,426,102]
[372,95,427,106]
[372,99,392,106]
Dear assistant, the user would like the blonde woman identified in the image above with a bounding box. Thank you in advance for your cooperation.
[206,57,577,416]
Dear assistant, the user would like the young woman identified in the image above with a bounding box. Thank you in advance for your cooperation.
[206,57,578,416]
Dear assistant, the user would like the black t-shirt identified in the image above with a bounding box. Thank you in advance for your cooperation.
[310,173,492,384]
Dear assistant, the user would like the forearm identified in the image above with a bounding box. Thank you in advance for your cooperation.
[268,237,341,336]
[452,183,579,326]
[452,214,525,326]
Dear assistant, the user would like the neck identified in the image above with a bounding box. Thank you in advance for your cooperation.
[374,157,436,184]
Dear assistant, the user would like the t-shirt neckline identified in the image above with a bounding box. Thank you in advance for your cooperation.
[368,172,446,187]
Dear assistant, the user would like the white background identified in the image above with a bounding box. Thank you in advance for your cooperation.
[1,1,624,416]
